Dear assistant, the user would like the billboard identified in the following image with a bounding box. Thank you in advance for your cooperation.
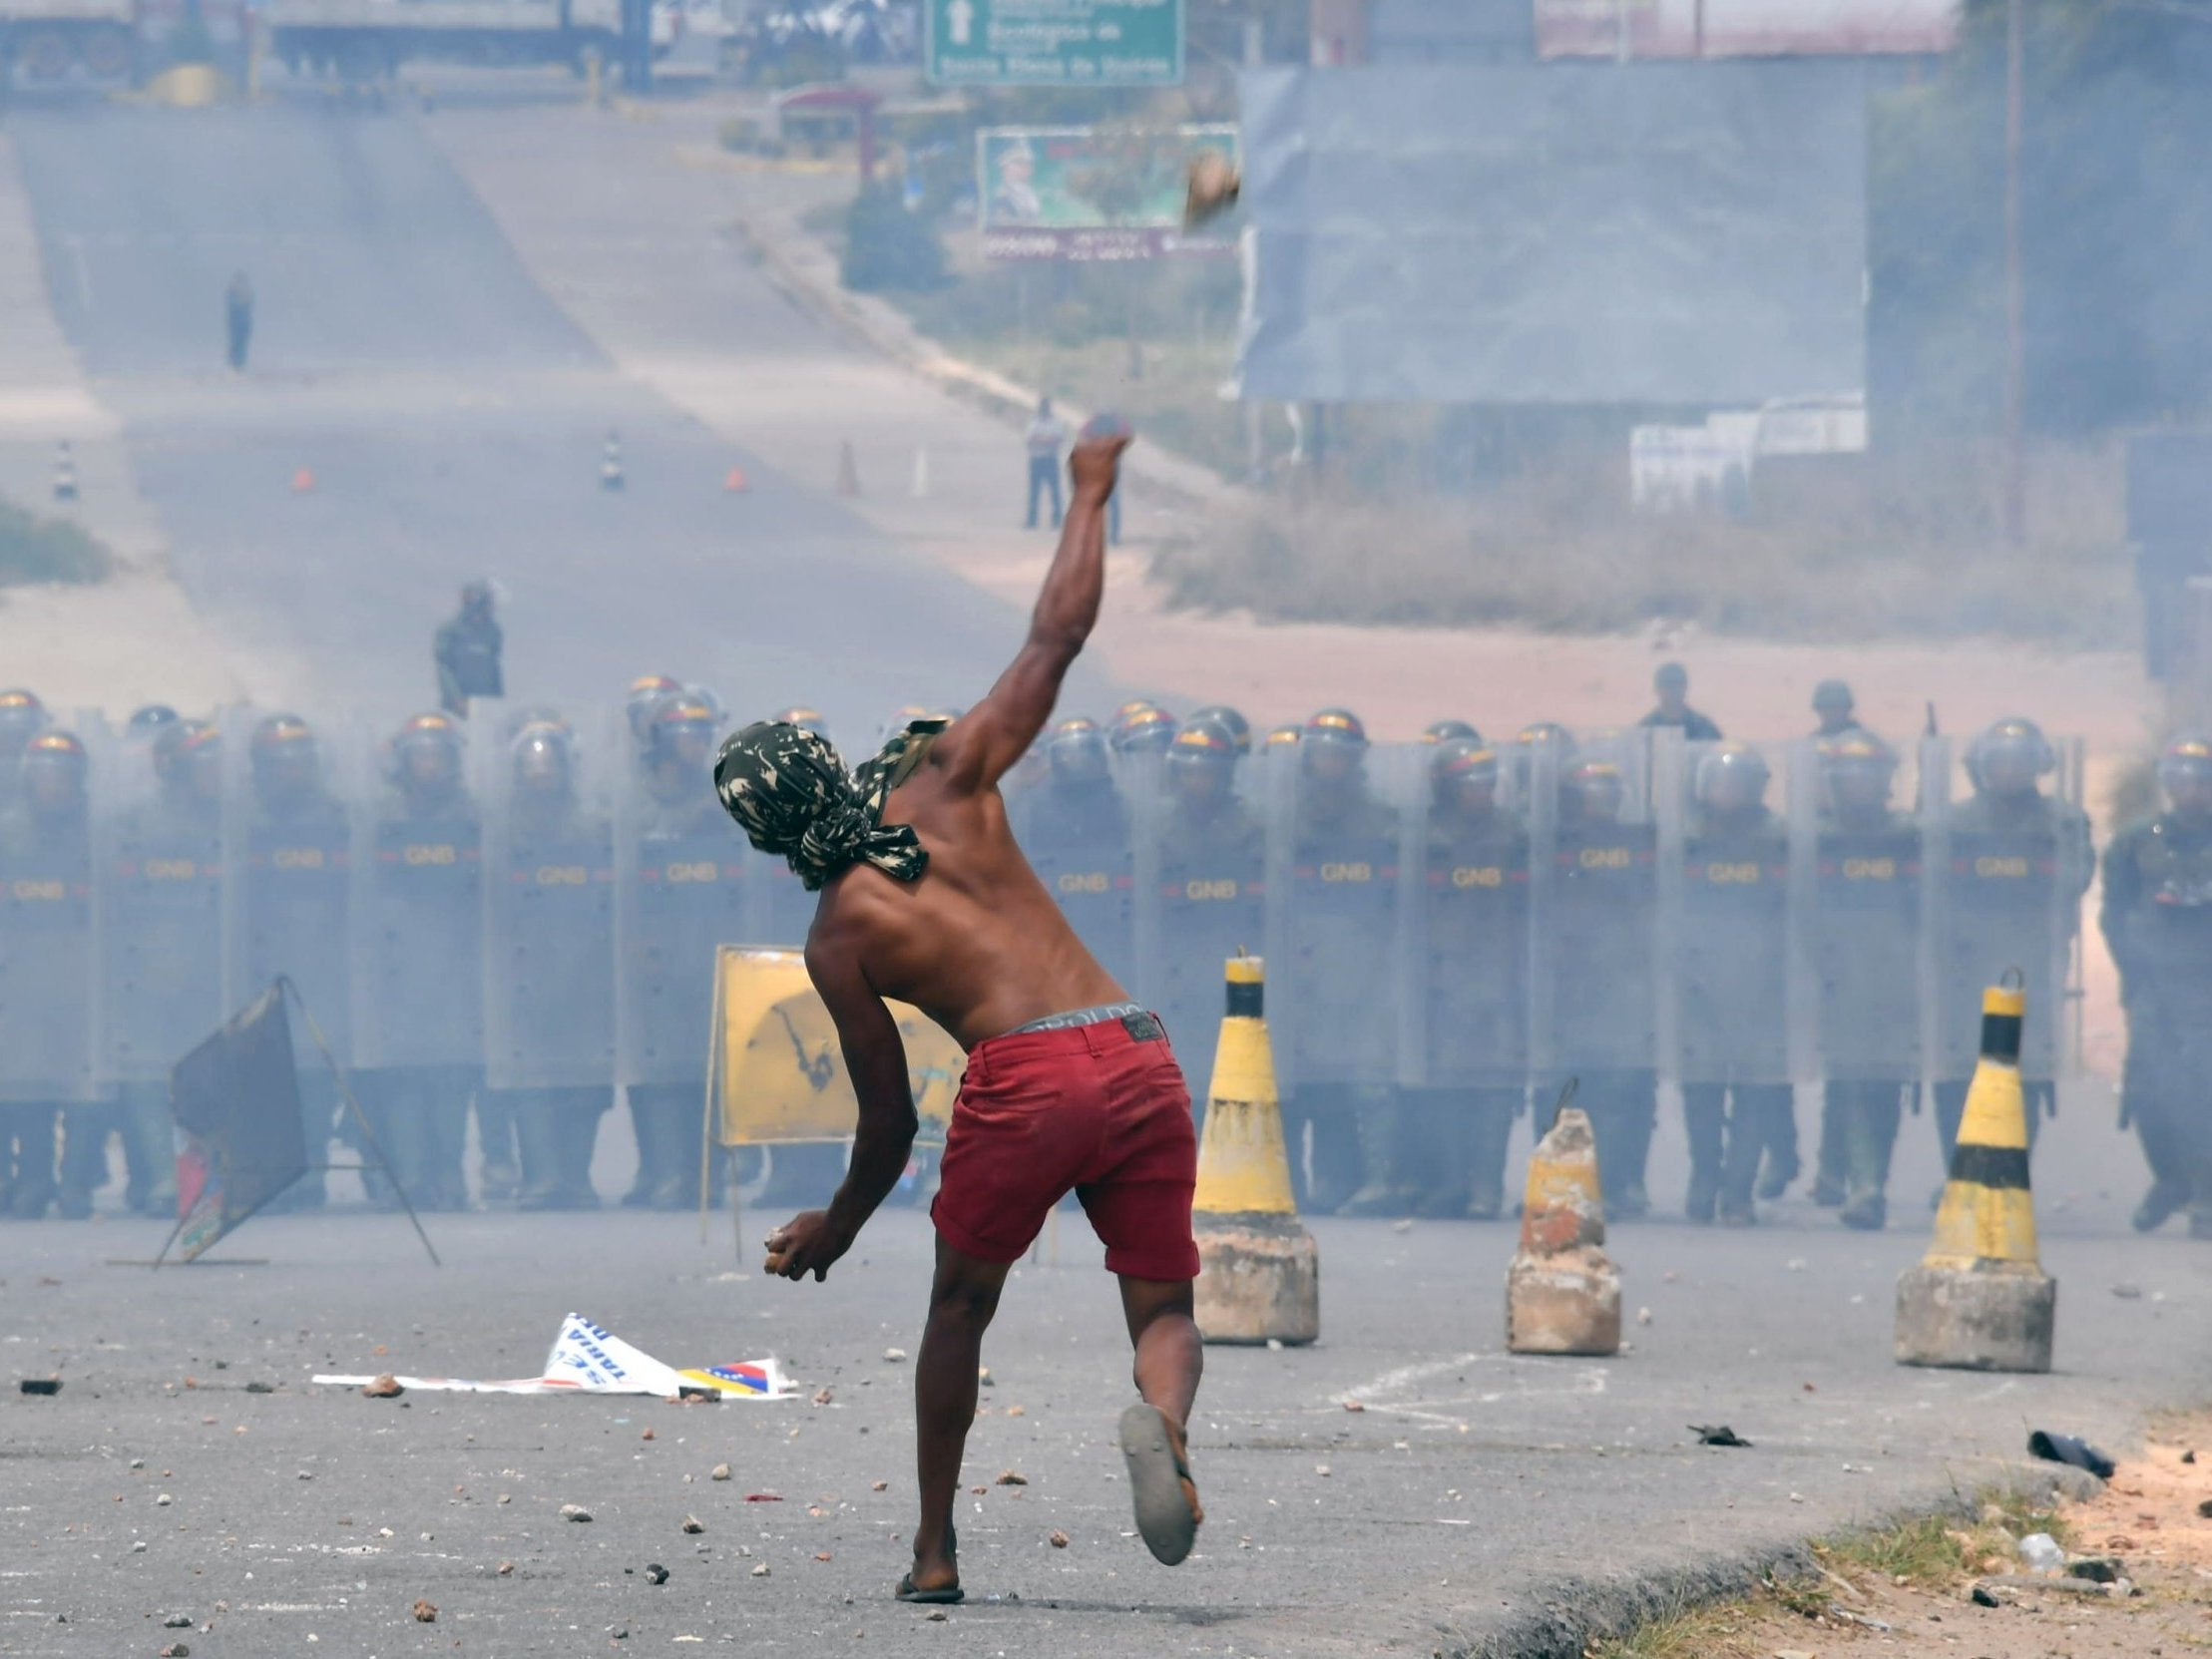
[1535,0,1958,59]
[977,125,1239,261]
[927,0,1182,88]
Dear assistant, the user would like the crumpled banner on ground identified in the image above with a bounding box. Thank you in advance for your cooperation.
[311,1312,794,1400]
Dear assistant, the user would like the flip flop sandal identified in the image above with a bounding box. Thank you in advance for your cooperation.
[894,1575,965,1605]
[1118,1402,1203,1566]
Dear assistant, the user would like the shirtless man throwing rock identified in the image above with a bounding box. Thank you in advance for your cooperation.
[713,429,1203,1603]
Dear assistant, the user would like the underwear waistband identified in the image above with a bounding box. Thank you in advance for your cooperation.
[1007,1001,1148,1036]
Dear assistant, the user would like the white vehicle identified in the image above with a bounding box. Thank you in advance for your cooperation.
[266,0,627,80]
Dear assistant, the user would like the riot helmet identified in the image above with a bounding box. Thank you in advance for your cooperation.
[1422,718,1482,747]
[1167,719,1237,806]
[1820,730,1896,817]
[1694,741,1771,815]
[1110,704,1177,757]
[1046,718,1110,788]
[1966,717,2055,800]
[1564,758,1625,825]
[1300,707,1368,785]
[627,674,683,741]
[1183,704,1252,755]
[21,728,86,816]
[512,720,576,799]
[2157,734,2212,820]
[772,705,831,740]
[1432,739,1500,816]
[250,712,321,803]
[0,687,48,758]
[392,713,465,806]
[649,692,718,777]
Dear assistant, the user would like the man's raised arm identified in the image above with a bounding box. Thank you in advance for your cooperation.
[936,430,1130,790]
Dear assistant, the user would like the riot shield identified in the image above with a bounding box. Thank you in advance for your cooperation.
[1672,740,1795,1094]
[481,711,618,1091]
[231,710,356,1064]
[1548,730,1660,1192]
[102,716,228,1086]
[0,711,105,1106]
[1521,733,1562,1095]
[614,763,751,1089]
[1126,745,1264,1068]
[1807,734,1923,1085]
[349,722,485,1072]
[1023,760,1138,993]
[1263,735,1402,1096]
[1928,729,2091,1091]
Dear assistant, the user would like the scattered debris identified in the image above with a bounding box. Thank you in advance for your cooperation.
[497,1561,515,1576]
[815,1551,832,1562]
[1691,1425,1752,1448]
[158,1646,188,1658]
[412,1599,437,1623]
[812,1388,834,1407]
[1635,1307,1652,1326]
[871,1480,888,1492]
[2066,1556,2124,1583]
[745,1493,782,1503]
[924,1609,948,1622]
[883,1348,908,1364]
[361,1375,404,1399]
[977,1367,991,1386]
[1006,1405,1026,1418]
[156,1493,173,1507]
[645,1564,669,1586]
[244,1381,275,1394]
[1971,1584,2001,1607]
[162,1614,193,1628]
[995,1470,1028,1486]
[710,1463,731,1481]
[2198,1499,2212,1519]
[680,1514,704,1534]
[2181,1449,2196,1464]
[2016,1532,2065,1573]
[1048,1530,1070,1548]
[1314,1464,1331,1477]
[642,1428,656,1442]
[751,1563,770,1577]
[560,1504,593,1523]
[19,1378,61,1396]
[1342,1400,1365,1413]
[2111,1284,2143,1300]
[2027,1430,2116,1479]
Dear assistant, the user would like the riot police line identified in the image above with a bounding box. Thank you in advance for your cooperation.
[0,685,2202,1242]
[1013,705,2131,1234]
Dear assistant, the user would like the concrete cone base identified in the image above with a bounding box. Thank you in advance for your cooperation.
[1506,1245,1621,1356]
[1194,1213,1319,1346]
[1894,1264,2055,1373]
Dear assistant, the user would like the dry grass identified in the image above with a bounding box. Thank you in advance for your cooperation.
[1153,442,2135,650]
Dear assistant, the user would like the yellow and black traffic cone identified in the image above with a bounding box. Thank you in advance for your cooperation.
[601,428,626,492]
[1190,955,1318,1346]
[51,440,77,504]
[1895,977,2054,1373]
[1506,1091,1621,1356]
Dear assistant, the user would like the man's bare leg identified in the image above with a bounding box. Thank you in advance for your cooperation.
[909,1239,1012,1595]
[1118,1275,1202,1428]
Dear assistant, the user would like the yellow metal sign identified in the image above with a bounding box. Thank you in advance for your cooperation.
[706,946,963,1146]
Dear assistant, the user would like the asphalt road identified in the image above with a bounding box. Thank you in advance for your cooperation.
[2,1203,2205,1658]
[6,93,1096,737]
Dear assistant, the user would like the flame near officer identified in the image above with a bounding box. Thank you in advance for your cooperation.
[713,425,1206,1604]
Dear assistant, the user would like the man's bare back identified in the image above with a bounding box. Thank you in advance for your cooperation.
[809,765,1124,1050]
[710,426,1206,1599]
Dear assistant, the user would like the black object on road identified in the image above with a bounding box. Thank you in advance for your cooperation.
[1689,1424,1751,1448]
[2026,1430,2116,1480]
[19,1378,62,1395]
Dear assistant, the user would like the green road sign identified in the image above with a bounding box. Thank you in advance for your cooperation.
[926,0,1182,88]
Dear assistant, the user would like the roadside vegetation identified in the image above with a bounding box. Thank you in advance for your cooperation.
[1585,1485,2072,1659]
[0,499,113,588]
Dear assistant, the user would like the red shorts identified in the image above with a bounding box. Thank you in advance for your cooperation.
[931,1013,1199,1281]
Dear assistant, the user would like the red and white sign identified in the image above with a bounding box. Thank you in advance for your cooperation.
[1536,0,1959,60]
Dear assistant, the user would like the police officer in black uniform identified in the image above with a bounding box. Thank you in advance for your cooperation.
[435,583,505,719]
[1810,732,1922,1230]
[0,732,102,1219]
[1550,756,1660,1217]
[1676,743,1792,1225]
[2101,735,2212,1237]
[1933,718,2090,1190]
[1414,740,1528,1218]
[619,692,744,1211]
[1281,708,1402,1213]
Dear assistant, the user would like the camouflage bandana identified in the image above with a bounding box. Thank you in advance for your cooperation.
[714,717,948,892]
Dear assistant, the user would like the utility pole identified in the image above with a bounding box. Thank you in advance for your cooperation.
[2001,0,2026,546]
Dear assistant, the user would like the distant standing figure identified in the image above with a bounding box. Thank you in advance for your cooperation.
[1811,678,1862,739]
[435,582,505,718]
[224,273,254,373]
[1637,662,1722,742]
[1024,397,1068,531]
